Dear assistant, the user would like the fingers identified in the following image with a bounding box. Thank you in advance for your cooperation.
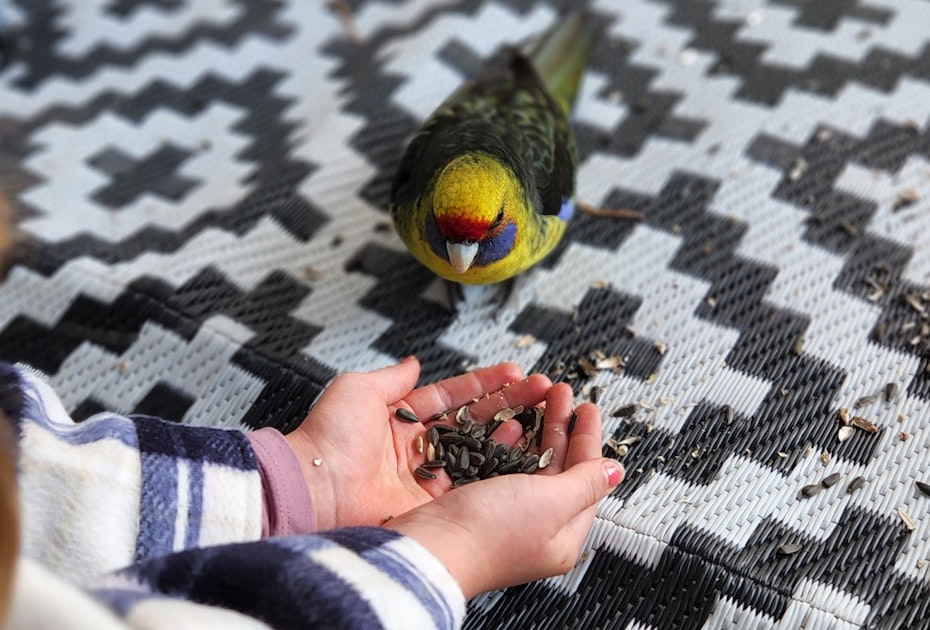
[537,383,573,474]
[464,373,551,421]
[544,457,624,521]
[404,363,552,429]
[335,357,421,407]
[404,362,526,416]
[562,402,604,470]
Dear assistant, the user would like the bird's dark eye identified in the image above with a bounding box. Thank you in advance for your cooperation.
[490,207,504,229]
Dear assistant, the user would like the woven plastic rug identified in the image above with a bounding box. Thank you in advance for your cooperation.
[3,0,930,627]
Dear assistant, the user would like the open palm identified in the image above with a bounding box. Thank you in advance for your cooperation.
[285,357,554,531]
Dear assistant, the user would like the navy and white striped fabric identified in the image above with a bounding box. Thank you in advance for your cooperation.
[2,363,465,628]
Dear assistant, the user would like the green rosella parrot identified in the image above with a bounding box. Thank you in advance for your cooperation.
[390,11,601,285]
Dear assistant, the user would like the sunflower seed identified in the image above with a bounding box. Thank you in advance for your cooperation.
[497,460,523,474]
[455,406,470,424]
[846,476,865,493]
[800,484,821,498]
[883,382,899,402]
[469,452,487,467]
[483,440,496,460]
[486,419,503,437]
[522,453,540,474]
[462,436,482,451]
[431,410,451,422]
[898,506,917,531]
[470,424,486,439]
[414,466,437,480]
[538,447,554,469]
[479,457,499,477]
[395,408,420,423]
[568,411,578,436]
[453,476,479,487]
[916,481,930,497]
[427,427,440,447]
[421,460,446,469]
[722,404,735,424]
[436,442,445,460]
[426,442,436,461]
[457,448,470,471]
[612,404,638,418]
[822,472,841,488]
[415,435,424,454]
[439,433,464,446]
[778,543,803,556]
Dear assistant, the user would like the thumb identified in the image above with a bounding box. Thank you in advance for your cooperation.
[364,356,422,405]
[546,458,624,518]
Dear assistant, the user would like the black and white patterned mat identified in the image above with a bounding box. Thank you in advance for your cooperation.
[3,0,930,627]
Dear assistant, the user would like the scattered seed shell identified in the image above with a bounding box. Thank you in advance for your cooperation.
[456,406,470,424]
[538,447,553,469]
[916,481,930,497]
[851,416,878,433]
[494,407,516,422]
[838,426,854,442]
[313,458,323,466]
[854,395,876,409]
[778,542,803,556]
[838,407,851,425]
[898,506,917,532]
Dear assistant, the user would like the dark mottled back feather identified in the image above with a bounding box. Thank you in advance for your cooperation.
[391,12,594,227]
[391,26,586,219]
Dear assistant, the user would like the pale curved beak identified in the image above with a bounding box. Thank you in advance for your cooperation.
[446,241,479,274]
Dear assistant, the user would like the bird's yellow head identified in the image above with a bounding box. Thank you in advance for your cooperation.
[426,152,521,276]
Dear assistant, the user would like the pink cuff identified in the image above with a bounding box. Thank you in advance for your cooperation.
[247,427,316,537]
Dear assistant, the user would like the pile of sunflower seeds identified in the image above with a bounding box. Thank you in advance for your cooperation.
[406,405,554,487]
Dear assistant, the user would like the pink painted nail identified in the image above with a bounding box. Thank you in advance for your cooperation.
[605,462,624,487]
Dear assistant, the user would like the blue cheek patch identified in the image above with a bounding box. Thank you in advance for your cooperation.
[425,212,448,261]
[558,197,575,221]
[475,221,516,267]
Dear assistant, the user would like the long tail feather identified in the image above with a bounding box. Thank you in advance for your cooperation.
[528,10,597,113]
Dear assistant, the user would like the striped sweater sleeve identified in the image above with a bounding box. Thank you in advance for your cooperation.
[2,363,467,628]
[0,363,263,585]
[90,527,465,629]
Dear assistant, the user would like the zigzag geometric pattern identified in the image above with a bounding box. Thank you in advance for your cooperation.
[4,0,930,626]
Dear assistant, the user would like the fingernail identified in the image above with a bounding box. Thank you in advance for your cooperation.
[400,355,417,363]
[604,461,623,487]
